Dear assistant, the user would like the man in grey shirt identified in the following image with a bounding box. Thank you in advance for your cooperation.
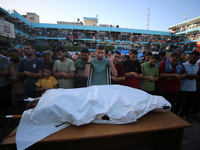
[0,54,10,115]
[52,46,75,89]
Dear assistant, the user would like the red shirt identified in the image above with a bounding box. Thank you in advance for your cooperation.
[123,60,143,89]
[158,60,186,92]
[112,63,125,85]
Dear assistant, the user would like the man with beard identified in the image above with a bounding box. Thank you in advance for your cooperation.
[74,48,89,88]
[84,45,117,86]
[18,43,44,99]
[111,51,125,85]
[175,51,200,122]
[42,51,55,70]
[158,52,186,112]
[8,49,25,114]
[123,49,143,89]
[140,54,160,95]
[52,46,75,89]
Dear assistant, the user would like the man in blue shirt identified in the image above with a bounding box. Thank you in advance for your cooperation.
[18,43,44,98]
[175,51,200,122]
[84,45,117,86]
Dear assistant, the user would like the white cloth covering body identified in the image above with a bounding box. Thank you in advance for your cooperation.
[16,85,171,150]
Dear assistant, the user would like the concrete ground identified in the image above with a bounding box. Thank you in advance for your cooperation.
[0,114,200,150]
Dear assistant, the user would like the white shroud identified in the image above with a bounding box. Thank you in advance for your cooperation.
[16,85,171,150]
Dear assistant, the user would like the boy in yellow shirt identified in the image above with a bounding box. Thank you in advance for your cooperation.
[35,65,58,95]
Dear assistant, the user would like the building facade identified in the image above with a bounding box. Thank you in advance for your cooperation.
[0,7,199,52]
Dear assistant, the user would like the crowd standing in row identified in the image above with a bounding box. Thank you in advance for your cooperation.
[0,44,200,124]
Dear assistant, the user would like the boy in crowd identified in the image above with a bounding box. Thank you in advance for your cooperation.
[35,65,58,95]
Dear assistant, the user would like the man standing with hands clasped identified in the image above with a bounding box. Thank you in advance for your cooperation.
[84,45,117,86]
[18,43,44,99]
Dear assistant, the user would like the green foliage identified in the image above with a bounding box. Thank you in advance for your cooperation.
[35,45,52,53]
[63,45,83,52]
[103,44,116,51]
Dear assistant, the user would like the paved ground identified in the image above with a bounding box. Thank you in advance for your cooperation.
[0,114,200,150]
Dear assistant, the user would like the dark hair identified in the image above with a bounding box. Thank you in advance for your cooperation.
[125,55,130,59]
[113,51,121,55]
[96,45,105,50]
[25,43,36,49]
[0,47,8,51]
[55,45,65,53]
[170,52,181,59]
[151,54,160,60]
[8,49,19,54]
[146,51,152,56]
[143,51,146,54]
[35,53,42,58]
[80,47,89,54]
[190,51,200,56]
[43,65,52,71]
[159,51,166,57]
[42,51,51,58]
[105,49,109,54]
[129,49,138,54]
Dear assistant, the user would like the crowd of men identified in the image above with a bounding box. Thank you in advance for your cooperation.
[0,44,200,124]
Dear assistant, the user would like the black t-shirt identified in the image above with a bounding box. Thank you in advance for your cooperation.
[123,59,143,74]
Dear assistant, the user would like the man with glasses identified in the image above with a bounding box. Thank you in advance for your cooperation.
[74,48,90,88]
[111,51,125,84]
[123,49,143,89]
[84,45,117,86]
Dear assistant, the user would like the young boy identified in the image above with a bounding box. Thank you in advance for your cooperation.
[35,65,58,95]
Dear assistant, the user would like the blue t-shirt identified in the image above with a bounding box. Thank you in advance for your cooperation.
[179,61,199,91]
[90,57,110,86]
[18,57,44,91]
[0,55,9,87]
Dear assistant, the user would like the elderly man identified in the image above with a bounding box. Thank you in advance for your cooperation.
[84,45,117,86]
[158,52,186,112]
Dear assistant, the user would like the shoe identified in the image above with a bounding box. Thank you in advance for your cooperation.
[191,113,200,122]
[185,115,193,123]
